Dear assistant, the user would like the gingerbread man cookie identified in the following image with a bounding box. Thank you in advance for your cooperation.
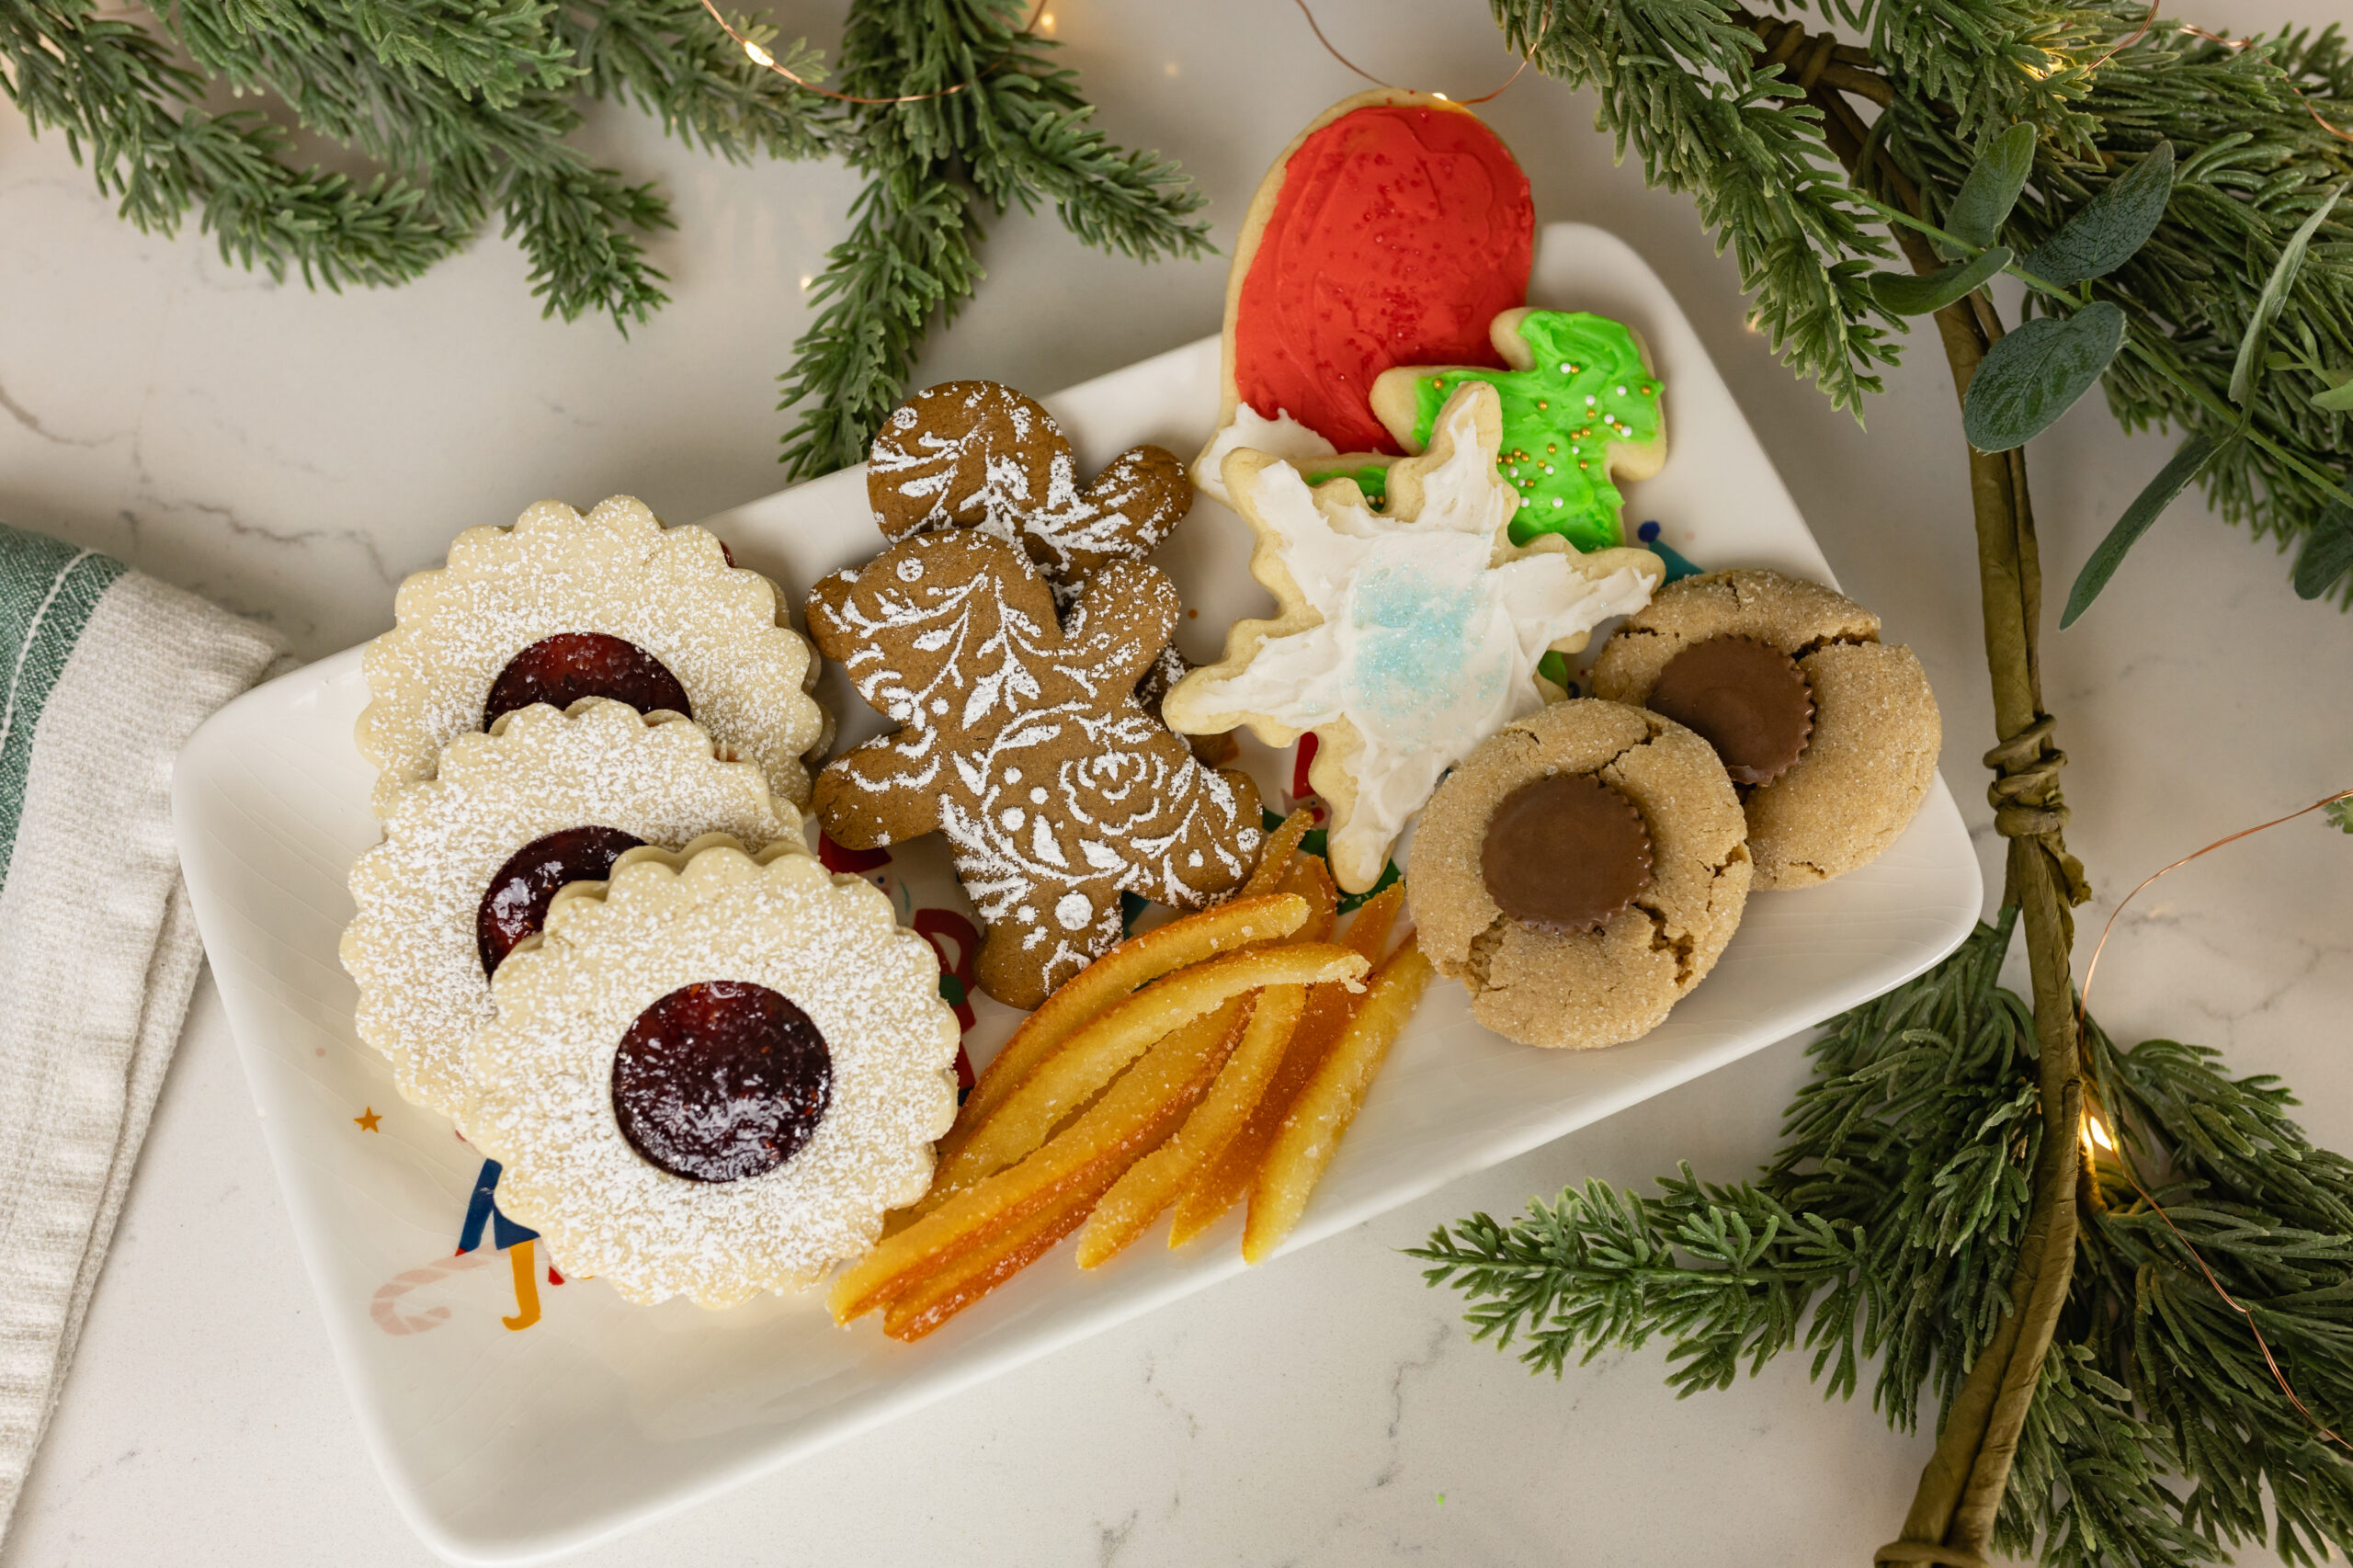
[806,530,1264,1009]
[869,381,1190,605]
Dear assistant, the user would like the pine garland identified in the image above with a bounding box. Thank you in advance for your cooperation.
[772,0,1211,478]
[1444,5,2353,1562]
[0,0,1206,468]
[1416,914,2353,1566]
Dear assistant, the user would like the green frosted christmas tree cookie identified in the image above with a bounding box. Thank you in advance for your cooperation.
[1371,308,1666,551]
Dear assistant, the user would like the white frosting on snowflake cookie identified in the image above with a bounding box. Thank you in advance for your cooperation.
[341,698,796,1120]
[356,495,829,816]
[1189,403,1339,507]
[1164,382,1662,893]
[460,838,960,1307]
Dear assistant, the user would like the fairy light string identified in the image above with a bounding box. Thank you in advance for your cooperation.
[2075,786,2353,1454]
[1290,0,1546,106]
[694,0,1051,104]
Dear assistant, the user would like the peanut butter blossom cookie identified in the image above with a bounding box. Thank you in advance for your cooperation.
[460,838,960,1307]
[1409,699,1752,1051]
[1165,381,1660,894]
[1370,307,1666,551]
[357,495,829,816]
[1589,568,1941,889]
[342,699,794,1121]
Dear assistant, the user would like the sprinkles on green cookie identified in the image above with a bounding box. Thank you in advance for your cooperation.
[1373,310,1664,552]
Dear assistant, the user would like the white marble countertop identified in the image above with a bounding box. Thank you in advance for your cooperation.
[6,2,2351,1563]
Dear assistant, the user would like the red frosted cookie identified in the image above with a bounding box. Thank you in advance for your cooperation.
[1194,88,1535,503]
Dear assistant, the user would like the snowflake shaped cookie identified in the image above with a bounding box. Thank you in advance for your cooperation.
[806,531,1264,1009]
[868,381,1190,605]
[1162,381,1663,893]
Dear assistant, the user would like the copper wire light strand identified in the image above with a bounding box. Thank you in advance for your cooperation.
[2077,786,2353,1453]
[1290,0,1548,106]
[696,0,1050,105]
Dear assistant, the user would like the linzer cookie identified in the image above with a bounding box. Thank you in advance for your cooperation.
[1163,381,1660,894]
[460,837,960,1307]
[805,529,1264,1010]
[1370,308,1667,551]
[1589,568,1939,888]
[1409,699,1752,1050]
[869,381,1189,603]
[341,699,794,1121]
[357,495,829,816]
[1192,88,1535,505]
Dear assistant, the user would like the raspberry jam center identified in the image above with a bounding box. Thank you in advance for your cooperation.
[476,825,647,977]
[483,632,692,727]
[611,982,832,1183]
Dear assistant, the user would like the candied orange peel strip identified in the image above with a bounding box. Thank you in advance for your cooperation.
[1273,849,1339,944]
[920,942,1368,1211]
[1166,882,1405,1248]
[1244,938,1431,1264]
[883,1074,1217,1342]
[1243,806,1318,896]
[939,892,1311,1166]
[832,997,1249,1325]
[1077,982,1308,1269]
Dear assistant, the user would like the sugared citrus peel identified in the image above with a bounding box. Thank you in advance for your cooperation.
[829,829,1426,1341]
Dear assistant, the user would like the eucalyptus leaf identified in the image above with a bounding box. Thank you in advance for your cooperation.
[2060,434,2222,628]
[1869,247,2012,315]
[2293,502,2353,599]
[1962,302,2127,452]
[2229,182,2347,407]
[2314,380,2353,412]
[1942,123,2038,256]
[2018,141,2175,289]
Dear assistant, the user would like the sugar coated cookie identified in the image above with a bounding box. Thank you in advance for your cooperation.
[1193,88,1534,504]
[1163,381,1660,894]
[869,381,1189,602]
[1370,307,1667,551]
[1588,568,1940,888]
[342,699,796,1120]
[1409,699,1752,1050]
[461,837,960,1307]
[806,530,1264,1009]
[358,495,829,816]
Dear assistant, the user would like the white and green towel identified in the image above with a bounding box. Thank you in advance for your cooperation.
[0,523,282,1540]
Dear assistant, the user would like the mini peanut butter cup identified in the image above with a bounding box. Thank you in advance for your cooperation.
[1644,635,1813,786]
[1480,772,1653,935]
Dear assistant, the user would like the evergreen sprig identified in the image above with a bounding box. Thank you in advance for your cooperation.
[4,0,1198,447]
[1496,0,1902,415]
[772,0,1212,478]
[1498,0,2353,602]
[1415,915,2353,1568]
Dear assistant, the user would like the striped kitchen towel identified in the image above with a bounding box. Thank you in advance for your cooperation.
[0,523,282,1540]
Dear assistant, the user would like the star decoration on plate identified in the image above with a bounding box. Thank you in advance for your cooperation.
[354,1107,382,1132]
[1164,381,1662,892]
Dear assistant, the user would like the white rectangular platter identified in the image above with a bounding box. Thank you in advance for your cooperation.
[172,222,1983,1565]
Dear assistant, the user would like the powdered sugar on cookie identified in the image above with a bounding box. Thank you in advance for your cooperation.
[460,839,960,1307]
[342,699,795,1120]
[356,494,829,816]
